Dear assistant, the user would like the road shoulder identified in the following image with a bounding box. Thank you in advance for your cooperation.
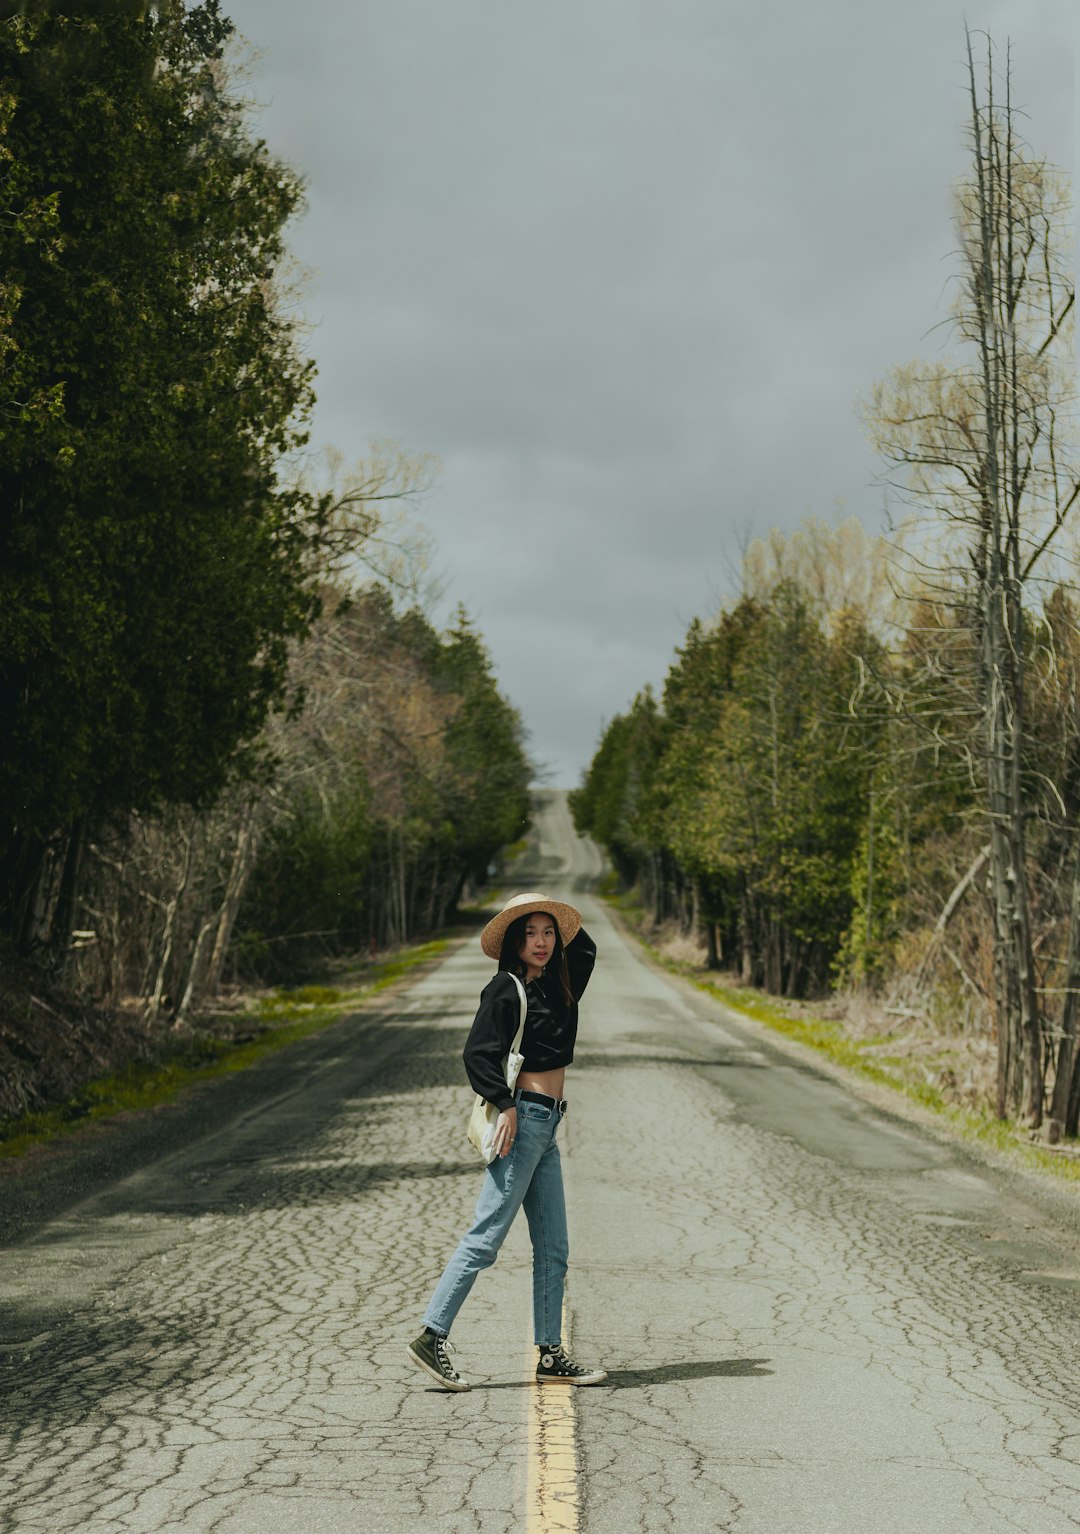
[603,899,1080,1229]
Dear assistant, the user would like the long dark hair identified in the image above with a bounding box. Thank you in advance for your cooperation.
[498,910,574,1006]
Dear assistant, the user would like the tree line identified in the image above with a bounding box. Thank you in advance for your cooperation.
[572,33,1080,1133]
[0,6,530,1014]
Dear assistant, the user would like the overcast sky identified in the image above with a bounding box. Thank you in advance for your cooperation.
[224,0,1074,786]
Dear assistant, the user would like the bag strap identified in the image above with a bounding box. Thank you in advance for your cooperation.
[507,973,528,1053]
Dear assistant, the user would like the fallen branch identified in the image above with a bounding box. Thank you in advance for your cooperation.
[942,941,990,999]
[913,843,992,985]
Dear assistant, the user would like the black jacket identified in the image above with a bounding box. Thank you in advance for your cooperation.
[462,928,597,1110]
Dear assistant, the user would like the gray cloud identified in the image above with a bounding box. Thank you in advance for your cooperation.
[227,0,1074,783]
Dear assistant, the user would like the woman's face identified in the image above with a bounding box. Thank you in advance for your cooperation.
[518,913,557,973]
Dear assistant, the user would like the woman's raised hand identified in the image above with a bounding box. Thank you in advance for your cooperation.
[493,1106,517,1158]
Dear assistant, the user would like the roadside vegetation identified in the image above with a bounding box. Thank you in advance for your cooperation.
[0,7,530,1124]
[607,886,1080,1184]
[573,34,1080,1142]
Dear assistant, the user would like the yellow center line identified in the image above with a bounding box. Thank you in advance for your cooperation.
[525,1298,580,1533]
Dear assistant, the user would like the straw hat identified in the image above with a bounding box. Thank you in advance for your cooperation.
[480,892,582,960]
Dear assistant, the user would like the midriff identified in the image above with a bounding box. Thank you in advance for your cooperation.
[517,1066,566,1098]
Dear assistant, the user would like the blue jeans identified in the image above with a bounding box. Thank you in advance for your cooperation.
[423,1095,568,1345]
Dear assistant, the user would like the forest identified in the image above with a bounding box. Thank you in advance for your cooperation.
[0,4,530,1113]
[572,37,1080,1137]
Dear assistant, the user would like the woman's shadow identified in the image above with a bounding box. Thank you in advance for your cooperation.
[603,1357,772,1388]
[476,1357,772,1391]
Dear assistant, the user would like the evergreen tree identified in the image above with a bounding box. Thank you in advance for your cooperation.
[0,4,324,944]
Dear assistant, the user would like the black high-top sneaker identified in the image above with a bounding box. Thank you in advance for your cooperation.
[408,1329,471,1391]
[535,1342,608,1386]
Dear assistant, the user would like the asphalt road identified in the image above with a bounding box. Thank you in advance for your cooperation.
[3,790,1080,1533]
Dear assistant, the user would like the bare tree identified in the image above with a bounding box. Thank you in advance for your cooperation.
[867,30,1077,1124]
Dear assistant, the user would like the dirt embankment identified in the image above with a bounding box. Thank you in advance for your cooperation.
[0,947,175,1122]
[0,944,268,1127]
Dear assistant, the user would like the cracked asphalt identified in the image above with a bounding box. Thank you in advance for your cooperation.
[3,789,1080,1533]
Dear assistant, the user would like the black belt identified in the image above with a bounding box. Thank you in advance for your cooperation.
[516,1089,567,1115]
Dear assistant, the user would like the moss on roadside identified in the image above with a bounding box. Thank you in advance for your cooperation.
[0,938,449,1161]
[607,895,1080,1186]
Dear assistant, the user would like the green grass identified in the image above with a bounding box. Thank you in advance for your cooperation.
[0,938,449,1161]
[610,903,1080,1186]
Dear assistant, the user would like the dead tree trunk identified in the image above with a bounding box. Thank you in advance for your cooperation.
[50,818,86,957]
[175,913,216,1026]
[203,804,258,997]
[1048,832,1080,1133]
[967,31,1043,1122]
[145,821,194,1025]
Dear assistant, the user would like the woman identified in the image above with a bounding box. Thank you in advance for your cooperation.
[408,891,608,1391]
